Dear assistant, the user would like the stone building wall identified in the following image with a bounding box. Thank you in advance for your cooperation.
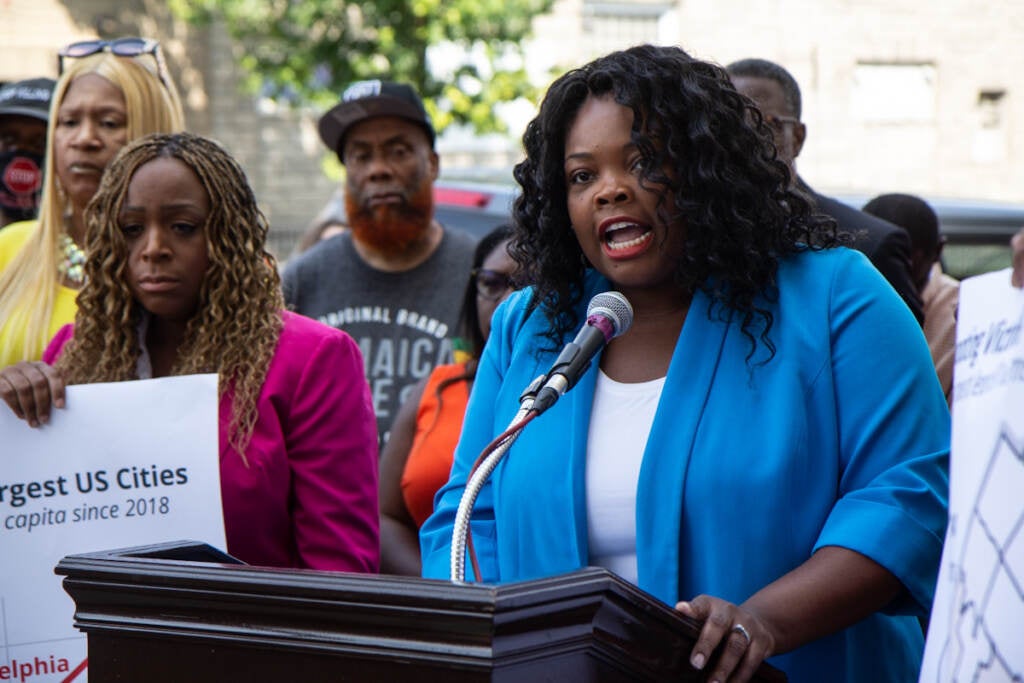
[2,0,1021,256]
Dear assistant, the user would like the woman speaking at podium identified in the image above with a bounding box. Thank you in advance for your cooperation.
[421,46,949,683]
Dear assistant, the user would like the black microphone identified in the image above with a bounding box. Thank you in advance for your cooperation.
[531,291,633,414]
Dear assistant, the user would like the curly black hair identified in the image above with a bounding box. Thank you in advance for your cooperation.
[511,44,839,361]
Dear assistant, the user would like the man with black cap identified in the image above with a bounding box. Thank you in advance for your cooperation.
[0,77,55,229]
[283,80,476,448]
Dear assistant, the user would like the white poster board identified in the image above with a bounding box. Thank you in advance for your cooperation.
[920,269,1024,682]
[0,374,225,683]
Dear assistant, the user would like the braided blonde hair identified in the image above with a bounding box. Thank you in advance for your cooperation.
[57,133,283,459]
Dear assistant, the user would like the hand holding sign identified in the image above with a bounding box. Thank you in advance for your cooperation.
[0,374,224,683]
[0,360,65,427]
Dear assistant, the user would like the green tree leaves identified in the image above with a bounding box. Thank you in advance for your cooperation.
[171,0,553,134]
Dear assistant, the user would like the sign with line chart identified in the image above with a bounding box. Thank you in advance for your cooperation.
[920,269,1024,683]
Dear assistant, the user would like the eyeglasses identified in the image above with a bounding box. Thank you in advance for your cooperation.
[58,38,170,90]
[472,268,520,301]
[763,113,800,133]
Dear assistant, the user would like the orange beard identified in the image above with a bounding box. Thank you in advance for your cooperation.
[345,179,434,255]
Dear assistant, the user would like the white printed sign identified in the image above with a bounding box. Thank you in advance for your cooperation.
[920,269,1024,682]
[0,374,225,683]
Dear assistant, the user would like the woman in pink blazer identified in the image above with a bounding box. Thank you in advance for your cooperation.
[0,132,379,572]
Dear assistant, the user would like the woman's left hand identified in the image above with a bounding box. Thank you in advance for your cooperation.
[0,361,66,428]
[675,595,776,683]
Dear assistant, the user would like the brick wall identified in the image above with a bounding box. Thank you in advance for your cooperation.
[665,0,1024,201]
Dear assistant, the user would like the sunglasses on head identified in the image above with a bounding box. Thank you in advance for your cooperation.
[58,38,170,90]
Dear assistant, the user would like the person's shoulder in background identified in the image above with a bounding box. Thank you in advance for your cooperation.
[438,224,478,253]
[282,228,350,274]
[813,192,908,254]
[428,225,477,277]
[280,230,352,306]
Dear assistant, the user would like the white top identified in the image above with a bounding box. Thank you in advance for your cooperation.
[585,368,665,585]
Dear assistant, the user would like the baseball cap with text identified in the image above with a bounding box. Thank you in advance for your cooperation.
[0,78,56,122]
[317,80,435,162]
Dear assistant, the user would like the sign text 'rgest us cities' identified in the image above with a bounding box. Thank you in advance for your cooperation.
[0,464,191,533]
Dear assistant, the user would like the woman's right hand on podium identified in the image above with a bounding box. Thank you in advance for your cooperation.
[676,595,775,683]
[0,361,66,427]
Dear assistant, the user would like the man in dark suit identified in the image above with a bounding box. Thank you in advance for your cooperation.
[727,58,924,325]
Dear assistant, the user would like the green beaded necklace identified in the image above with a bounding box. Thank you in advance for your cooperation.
[58,233,86,286]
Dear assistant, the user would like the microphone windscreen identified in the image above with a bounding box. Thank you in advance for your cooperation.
[586,291,633,338]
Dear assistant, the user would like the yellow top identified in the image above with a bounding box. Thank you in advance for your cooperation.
[0,221,79,366]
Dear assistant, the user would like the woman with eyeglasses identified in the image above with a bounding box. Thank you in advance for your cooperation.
[378,225,520,575]
[0,38,184,366]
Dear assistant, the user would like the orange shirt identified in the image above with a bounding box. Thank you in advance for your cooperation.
[401,362,471,528]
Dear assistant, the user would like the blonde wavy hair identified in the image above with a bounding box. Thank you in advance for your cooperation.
[0,49,185,362]
[56,132,284,459]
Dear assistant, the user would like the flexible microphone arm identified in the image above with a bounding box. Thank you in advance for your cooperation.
[449,292,633,583]
[450,376,543,583]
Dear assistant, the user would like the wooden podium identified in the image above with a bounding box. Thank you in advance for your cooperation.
[55,541,786,682]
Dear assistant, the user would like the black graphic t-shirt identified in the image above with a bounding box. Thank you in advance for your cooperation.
[282,229,476,447]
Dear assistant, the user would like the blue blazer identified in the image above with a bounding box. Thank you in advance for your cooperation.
[421,247,949,683]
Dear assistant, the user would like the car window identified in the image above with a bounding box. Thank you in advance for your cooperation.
[838,194,1024,280]
[942,244,1012,280]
